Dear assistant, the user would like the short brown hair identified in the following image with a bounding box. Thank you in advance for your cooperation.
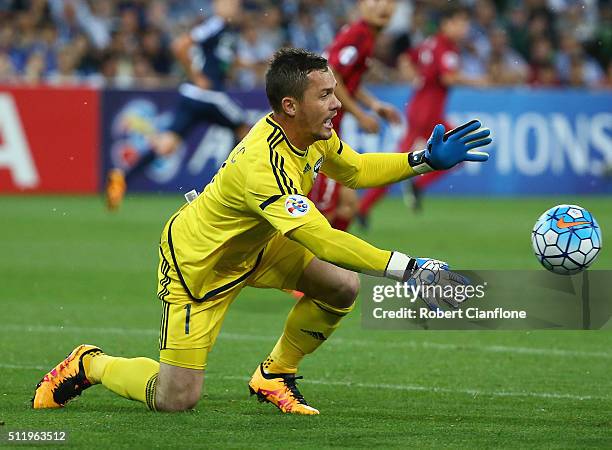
[265,48,329,113]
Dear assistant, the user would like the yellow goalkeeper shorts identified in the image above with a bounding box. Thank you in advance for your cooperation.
[157,231,314,370]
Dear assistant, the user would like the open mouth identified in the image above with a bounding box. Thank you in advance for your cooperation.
[323,113,336,130]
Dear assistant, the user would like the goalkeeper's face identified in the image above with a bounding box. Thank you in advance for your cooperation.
[296,68,341,142]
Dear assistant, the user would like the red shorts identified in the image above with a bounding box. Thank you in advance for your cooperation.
[308,173,340,216]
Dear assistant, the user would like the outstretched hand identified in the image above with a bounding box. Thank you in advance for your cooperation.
[407,119,492,174]
[427,120,492,170]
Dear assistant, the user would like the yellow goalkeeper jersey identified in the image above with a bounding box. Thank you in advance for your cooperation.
[164,113,415,301]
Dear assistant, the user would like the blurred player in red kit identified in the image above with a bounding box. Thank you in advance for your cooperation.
[309,0,401,231]
[359,5,488,217]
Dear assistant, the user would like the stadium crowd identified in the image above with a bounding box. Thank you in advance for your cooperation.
[0,0,610,88]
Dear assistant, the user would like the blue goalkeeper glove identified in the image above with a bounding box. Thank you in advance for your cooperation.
[408,119,492,173]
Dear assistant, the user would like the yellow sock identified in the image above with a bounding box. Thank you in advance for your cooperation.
[87,354,159,410]
[265,296,354,374]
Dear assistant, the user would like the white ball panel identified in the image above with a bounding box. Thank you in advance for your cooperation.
[544,229,558,245]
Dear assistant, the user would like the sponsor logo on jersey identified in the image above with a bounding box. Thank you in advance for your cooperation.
[442,51,459,70]
[285,195,309,217]
[338,46,358,66]
[303,162,311,173]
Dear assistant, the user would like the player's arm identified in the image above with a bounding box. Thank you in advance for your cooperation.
[437,50,488,88]
[397,52,417,83]
[288,206,409,277]
[243,158,390,274]
[326,32,382,133]
[289,209,468,309]
[329,67,379,133]
[246,173,410,279]
[246,170,467,308]
[440,71,488,88]
[288,213,470,310]
[250,187,464,308]
[355,87,401,124]
[322,121,492,188]
[323,138,416,188]
[172,17,226,90]
[172,33,211,90]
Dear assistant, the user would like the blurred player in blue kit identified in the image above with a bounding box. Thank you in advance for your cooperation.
[106,0,249,210]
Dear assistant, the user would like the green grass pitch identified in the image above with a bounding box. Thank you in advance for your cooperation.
[1,195,611,448]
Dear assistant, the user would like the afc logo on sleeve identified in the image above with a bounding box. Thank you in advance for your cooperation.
[285,195,310,217]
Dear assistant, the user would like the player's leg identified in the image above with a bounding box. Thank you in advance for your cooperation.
[131,88,205,175]
[32,343,161,410]
[150,85,248,169]
[92,270,240,413]
[332,186,359,231]
[155,362,203,411]
[411,119,453,191]
[31,266,175,410]
[263,255,358,373]
[358,125,421,220]
[151,227,240,411]
[105,96,201,210]
[31,318,213,411]
[105,168,127,211]
[106,84,247,210]
[151,289,236,411]
[32,314,208,411]
[402,134,428,211]
[246,233,359,414]
[33,221,237,412]
[151,87,213,158]
[162,83,247,147]
[407,120,454,210]
[308,174,341,224]
[412,167,447,189]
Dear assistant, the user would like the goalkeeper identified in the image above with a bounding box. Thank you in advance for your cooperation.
[33,48,492,415]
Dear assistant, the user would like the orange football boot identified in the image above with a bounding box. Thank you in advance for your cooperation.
[105,169,126,211]
[32,344,103,409]
[248,364,319,415]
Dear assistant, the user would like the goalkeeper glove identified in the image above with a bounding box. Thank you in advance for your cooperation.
[384,253,469,310]
[408,119,492,174]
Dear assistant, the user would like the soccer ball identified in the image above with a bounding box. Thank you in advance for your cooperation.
[531,204,602,275]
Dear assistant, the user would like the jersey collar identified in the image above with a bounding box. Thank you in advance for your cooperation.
[265,114,308,157]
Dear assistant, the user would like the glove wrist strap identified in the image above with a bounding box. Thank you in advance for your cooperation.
[385,251,417,281]
[408,150,435,174]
